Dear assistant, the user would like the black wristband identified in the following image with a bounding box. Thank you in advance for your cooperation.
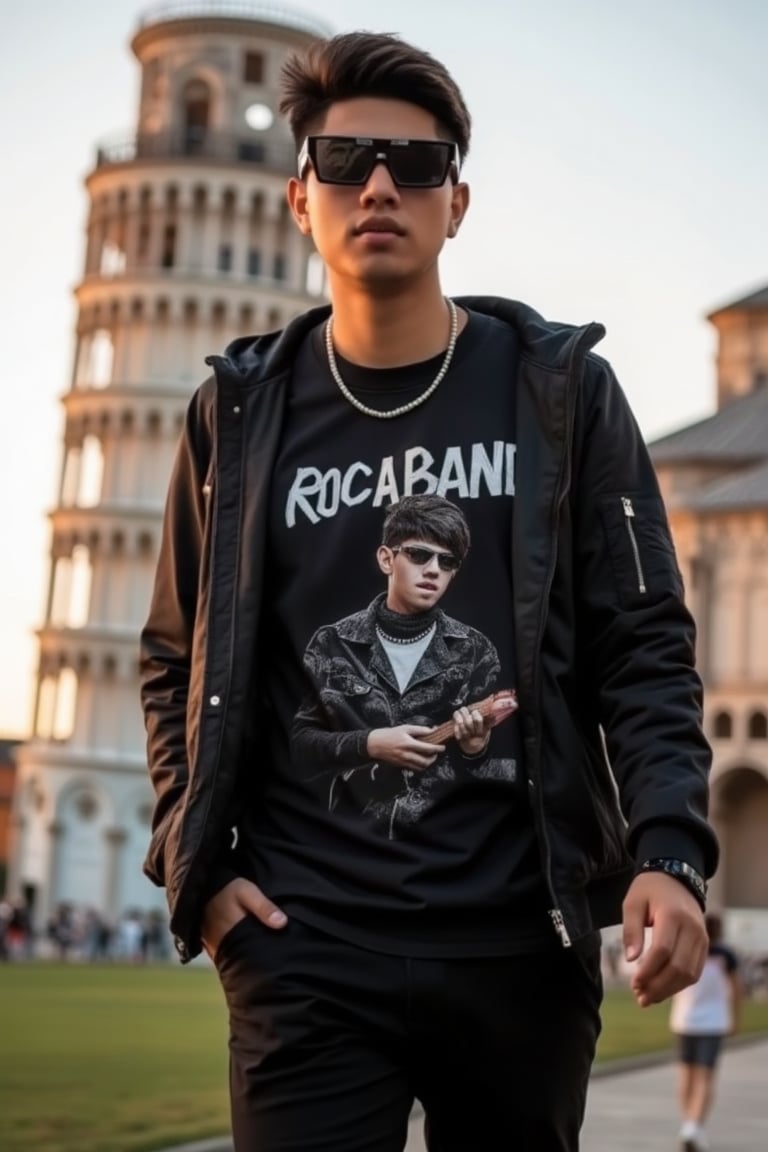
[638,857,707,911]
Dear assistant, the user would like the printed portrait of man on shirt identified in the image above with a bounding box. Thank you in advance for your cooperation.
[290,495,518,836]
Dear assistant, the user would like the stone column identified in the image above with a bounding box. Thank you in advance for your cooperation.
[44,821,65,926]
[104,827,127,917]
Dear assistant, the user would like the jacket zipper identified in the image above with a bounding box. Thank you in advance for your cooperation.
[549,909,571,947]
[528,326,602,950]
[621,497,647,593]
[172,361,241,961]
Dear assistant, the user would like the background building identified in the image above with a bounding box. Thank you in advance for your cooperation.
[9,2,329,936]
[650,284,768,949]
[0,739,21,894]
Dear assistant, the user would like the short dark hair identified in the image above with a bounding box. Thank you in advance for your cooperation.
[279,32,471,162]
[381,495,470,559]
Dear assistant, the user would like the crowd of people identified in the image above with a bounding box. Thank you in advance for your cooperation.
[0,897,170,963]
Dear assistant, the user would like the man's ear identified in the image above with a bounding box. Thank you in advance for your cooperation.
[377,545,393,575]
[447,181,470,238]
[287,178,311,235]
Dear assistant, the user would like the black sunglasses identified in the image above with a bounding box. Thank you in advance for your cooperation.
[297,136,461,188]
[391,545,462,572]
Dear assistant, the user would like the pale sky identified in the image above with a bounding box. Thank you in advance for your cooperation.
[1,0,766,737]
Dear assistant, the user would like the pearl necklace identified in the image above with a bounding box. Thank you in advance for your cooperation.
[324,298,459,419]
[376,624,435,646]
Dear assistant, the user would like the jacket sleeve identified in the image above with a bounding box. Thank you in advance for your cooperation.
[571,356,718,880]
[290,630,372,770]
[139,381,217,890]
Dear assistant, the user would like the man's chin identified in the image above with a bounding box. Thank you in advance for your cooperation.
[344,262,416,294]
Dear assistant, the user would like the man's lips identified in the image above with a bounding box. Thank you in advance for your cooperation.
[353,217,405,236]
[417,582,438,591]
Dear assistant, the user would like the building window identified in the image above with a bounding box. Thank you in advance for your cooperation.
[244,51,264,84]
[183,78,210,153]
[247,248,261,277]
[161,224,176,269]
[273,253,286,281]
[712,711,732,739]
[748,710,768,740]
[218,245,233,273]
[137,222,151,261]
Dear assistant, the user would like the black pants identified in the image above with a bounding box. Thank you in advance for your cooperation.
[214,916,602,1152]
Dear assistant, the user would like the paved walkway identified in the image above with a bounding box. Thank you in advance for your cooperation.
[167,1039,767,1152]
[403,1039,768,1151]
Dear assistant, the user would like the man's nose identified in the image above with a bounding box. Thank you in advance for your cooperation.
[359,160,400,205]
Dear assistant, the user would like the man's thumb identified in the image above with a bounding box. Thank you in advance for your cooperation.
[239,880,287,930]
[623,897,647,962]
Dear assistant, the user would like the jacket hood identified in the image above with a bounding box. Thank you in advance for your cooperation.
[210,296,606,384]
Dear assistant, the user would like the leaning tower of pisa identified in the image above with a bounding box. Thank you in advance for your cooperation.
[11,2,330,935]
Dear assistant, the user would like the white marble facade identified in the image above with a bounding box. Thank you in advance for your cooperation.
[10,4,328,936]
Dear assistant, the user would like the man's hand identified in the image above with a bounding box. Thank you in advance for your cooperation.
[623,871,708,1007]
[201,877,287,959]
[453,706,492,757]
[367,725,445,769]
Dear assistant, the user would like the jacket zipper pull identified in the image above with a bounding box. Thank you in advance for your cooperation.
[621,497,647,594]
[549,908,572,947]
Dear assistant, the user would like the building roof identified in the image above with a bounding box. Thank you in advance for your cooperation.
[683,459,768,512]
[648,386,768,465]
[707,283,768,319]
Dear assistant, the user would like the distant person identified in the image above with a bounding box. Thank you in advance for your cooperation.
[670,912,743,1152]
[141,28,718,1152]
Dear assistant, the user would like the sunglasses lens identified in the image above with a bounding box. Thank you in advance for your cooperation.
[437,554,460,572]
[404,547,433,565]
[314,138,373,184]
[402,546,459,571]
[388,142,451,187]
[310,138,454,187]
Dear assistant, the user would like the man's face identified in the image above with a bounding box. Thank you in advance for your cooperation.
[377,537,460,614]
[287,97,469,293]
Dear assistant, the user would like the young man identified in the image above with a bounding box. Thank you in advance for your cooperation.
[140,30,719,1152]
[670,913,743,1152]
[292,495,516,836]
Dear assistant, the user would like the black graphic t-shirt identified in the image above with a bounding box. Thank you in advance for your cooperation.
[240,309,554,955]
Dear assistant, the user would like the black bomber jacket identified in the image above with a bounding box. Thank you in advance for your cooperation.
[139,296,719,962]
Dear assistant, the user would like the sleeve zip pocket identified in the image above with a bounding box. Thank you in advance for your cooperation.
[621,497,647,594]
[598,492,682,608]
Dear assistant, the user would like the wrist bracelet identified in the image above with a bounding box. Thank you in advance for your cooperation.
[639,857,707,911]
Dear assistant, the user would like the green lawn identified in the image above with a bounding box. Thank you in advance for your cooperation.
[1,962,767,1152]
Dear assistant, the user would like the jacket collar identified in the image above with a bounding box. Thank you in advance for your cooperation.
[207,296,606,386]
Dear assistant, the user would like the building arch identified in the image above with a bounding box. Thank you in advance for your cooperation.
[712,709,733,739]
[176,65,225,151]
[712,765,768,909]
[748,710,768,740]
[181,77,211,152]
